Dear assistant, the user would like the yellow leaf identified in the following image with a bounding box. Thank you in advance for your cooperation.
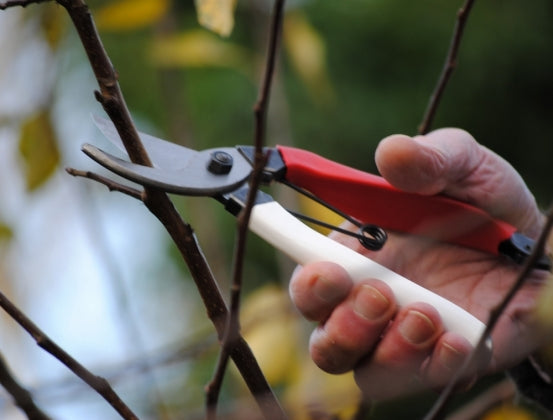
[481,404,537,420]
[298,194,344,235]
[95,0,169,32]
[240,285,361,419]
[284,12,335,105]
[284,360,361,420]
[240,285,302,386]
[194,0,237,37]
[0,223,13,243]
[536,271,553,327]
[18,110,60,191]
[150,30,253,77]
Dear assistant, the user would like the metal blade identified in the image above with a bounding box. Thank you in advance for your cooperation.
[92,114,194,170]
[82,143,252,196]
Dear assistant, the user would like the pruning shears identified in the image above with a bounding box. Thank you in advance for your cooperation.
[83,116,551,348]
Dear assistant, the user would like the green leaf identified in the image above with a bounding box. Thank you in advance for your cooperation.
[18,110,60,191]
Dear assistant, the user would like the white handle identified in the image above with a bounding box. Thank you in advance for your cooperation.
[249,200,488,348]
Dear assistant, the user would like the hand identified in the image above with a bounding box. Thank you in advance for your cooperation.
[289,128,550,400]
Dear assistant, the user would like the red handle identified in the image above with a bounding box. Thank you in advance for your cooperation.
[277,145,515,256]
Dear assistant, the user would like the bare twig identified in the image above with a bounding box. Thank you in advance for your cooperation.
[206,349,231,420]
[0,0,50,9]
[206,1,287,418]
[0,291,139,420]
[0,353,52,420]
[65,168,143,199]
[423,206,553,420]
[418,0,476,134]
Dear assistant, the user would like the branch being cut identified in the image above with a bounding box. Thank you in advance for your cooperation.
[53,0,284,418]
[418,0,476,134]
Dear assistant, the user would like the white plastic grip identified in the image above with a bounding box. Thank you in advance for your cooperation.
[248,200,488,348]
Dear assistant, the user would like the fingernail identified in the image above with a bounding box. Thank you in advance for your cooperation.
[314,276,339,303]
[399,310,436,345]
[439,343,465,371]
[354,285,390,320]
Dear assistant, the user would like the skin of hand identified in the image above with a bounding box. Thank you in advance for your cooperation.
[289,128,551,400]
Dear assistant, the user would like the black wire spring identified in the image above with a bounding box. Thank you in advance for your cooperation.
[282,180,387,251]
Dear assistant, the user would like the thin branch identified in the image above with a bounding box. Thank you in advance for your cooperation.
[0,291,139,420]
[205,1,287,418]
[0,323,219,410]
[65,168,143,199]
[0,0,50,9]
[423,205,553,420]
[0,353,52,420]
[418,0,476,134]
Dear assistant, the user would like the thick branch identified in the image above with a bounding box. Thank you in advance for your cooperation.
[0,353,52,420]
[55,0,226,330]
[418,0,476,134]
[0,292,138,420]
[53,1,283,417]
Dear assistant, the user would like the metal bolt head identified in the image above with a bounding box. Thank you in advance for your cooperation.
[208,151,233,175]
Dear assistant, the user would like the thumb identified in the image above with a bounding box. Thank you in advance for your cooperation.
[374,128,542,237]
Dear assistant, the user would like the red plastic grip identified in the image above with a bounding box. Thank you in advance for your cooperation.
[277,145,516,256]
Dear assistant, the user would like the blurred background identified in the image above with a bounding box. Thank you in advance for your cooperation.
[0,0,552,419]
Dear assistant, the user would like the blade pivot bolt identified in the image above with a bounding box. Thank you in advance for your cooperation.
[208,151,233,175]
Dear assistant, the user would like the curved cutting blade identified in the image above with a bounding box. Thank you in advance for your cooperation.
[82,144,252,196]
